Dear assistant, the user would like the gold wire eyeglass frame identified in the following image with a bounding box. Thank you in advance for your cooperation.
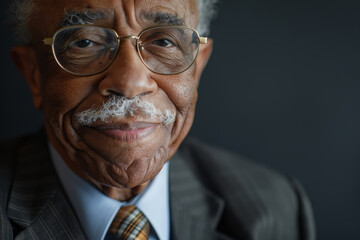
[43,25,208,76]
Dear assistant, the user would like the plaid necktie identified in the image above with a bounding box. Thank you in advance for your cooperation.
[108,205,150,240]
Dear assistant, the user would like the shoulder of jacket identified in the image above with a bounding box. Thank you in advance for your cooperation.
[180,137,285,180]
[179,137,300,202]
[0,131,46,166]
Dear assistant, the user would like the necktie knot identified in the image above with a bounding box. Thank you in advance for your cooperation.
[108,205,150,240]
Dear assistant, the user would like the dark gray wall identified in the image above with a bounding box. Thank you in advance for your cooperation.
[1,1,359,239]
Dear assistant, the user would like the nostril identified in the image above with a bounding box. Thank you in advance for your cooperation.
[106,90,125,97]
[100,88,123,97]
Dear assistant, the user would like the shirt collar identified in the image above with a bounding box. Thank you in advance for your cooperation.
[49,144,169,240]
[137,162,170,240]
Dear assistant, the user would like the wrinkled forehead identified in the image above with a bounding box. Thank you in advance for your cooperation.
[31,0,198,39]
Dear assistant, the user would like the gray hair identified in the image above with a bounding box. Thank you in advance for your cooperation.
[8,0,218,45]
[196,0,219,36]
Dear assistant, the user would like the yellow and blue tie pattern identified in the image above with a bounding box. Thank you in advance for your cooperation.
[109,205,150,240]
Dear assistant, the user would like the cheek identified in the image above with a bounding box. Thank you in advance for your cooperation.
[157,72,198,113]
[171,81,198,111]
[41,76,93,128]
[154,72,198,157]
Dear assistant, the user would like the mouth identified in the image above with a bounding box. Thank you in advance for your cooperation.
[85,121,159,140]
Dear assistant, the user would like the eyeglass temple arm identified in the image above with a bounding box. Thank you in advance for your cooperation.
[43,38,53,45]
[199,37,207,44]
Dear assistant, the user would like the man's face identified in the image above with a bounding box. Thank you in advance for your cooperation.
[13,0,211,190]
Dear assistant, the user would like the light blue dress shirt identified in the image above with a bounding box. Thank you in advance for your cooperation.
[49,144,170,240]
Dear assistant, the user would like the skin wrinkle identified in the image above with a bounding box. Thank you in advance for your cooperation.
[123,1,139,32]
[13,0,212,200]
[64,111,126,188]
[109,160,130,183]
[79,150,130,188]
[140,73,187,141]
[75,115,168,188]
[142,12,184,26]
[50,91,83,162]
[151,71,197,158]
[60,9,186,31]
[105,145,166,190]
[76,110,171,189]
[60,76,114,150]
[78,139,134,183]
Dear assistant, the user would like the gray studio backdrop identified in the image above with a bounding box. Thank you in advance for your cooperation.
[1,1,359,240]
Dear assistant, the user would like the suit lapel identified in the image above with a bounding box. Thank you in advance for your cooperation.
[6,132,86,240]
[17,189,86,240]
[169,152,232,240]
[0,138,19,240]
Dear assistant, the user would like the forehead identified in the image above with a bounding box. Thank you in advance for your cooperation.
[33,0,198,36]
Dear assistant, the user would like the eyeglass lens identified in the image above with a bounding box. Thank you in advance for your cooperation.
[52,26,200,75]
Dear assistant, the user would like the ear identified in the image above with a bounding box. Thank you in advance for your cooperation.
[194,38,213,85]
[10,46,43,110]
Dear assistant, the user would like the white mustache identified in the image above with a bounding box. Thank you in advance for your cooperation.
[75,95,176,126]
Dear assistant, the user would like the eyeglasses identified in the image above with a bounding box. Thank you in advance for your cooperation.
[43,25,207,76]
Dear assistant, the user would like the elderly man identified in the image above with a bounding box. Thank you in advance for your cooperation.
[1,0,315,239]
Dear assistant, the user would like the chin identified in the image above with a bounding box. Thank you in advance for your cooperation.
[75,142,169,189]
[59,117,171,188]
[47,109,182,189]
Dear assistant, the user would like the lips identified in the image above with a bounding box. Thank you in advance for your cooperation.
[86,121,159,140]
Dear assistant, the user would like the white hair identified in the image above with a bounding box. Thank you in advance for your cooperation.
[8,0,218,44]
[75,95,176,126]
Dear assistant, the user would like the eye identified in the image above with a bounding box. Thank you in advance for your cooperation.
[71,39,95,48]
[151,39,174,47]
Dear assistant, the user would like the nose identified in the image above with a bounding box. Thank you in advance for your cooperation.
[98,40,157,98]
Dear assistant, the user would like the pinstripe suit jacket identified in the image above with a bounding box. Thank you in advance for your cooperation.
[0,132,315,240]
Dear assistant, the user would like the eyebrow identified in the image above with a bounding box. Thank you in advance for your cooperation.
[59,9,185,28]
[141,12,185,26]
[60,9,110,27]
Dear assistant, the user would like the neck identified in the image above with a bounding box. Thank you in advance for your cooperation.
[99,182,150,202]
